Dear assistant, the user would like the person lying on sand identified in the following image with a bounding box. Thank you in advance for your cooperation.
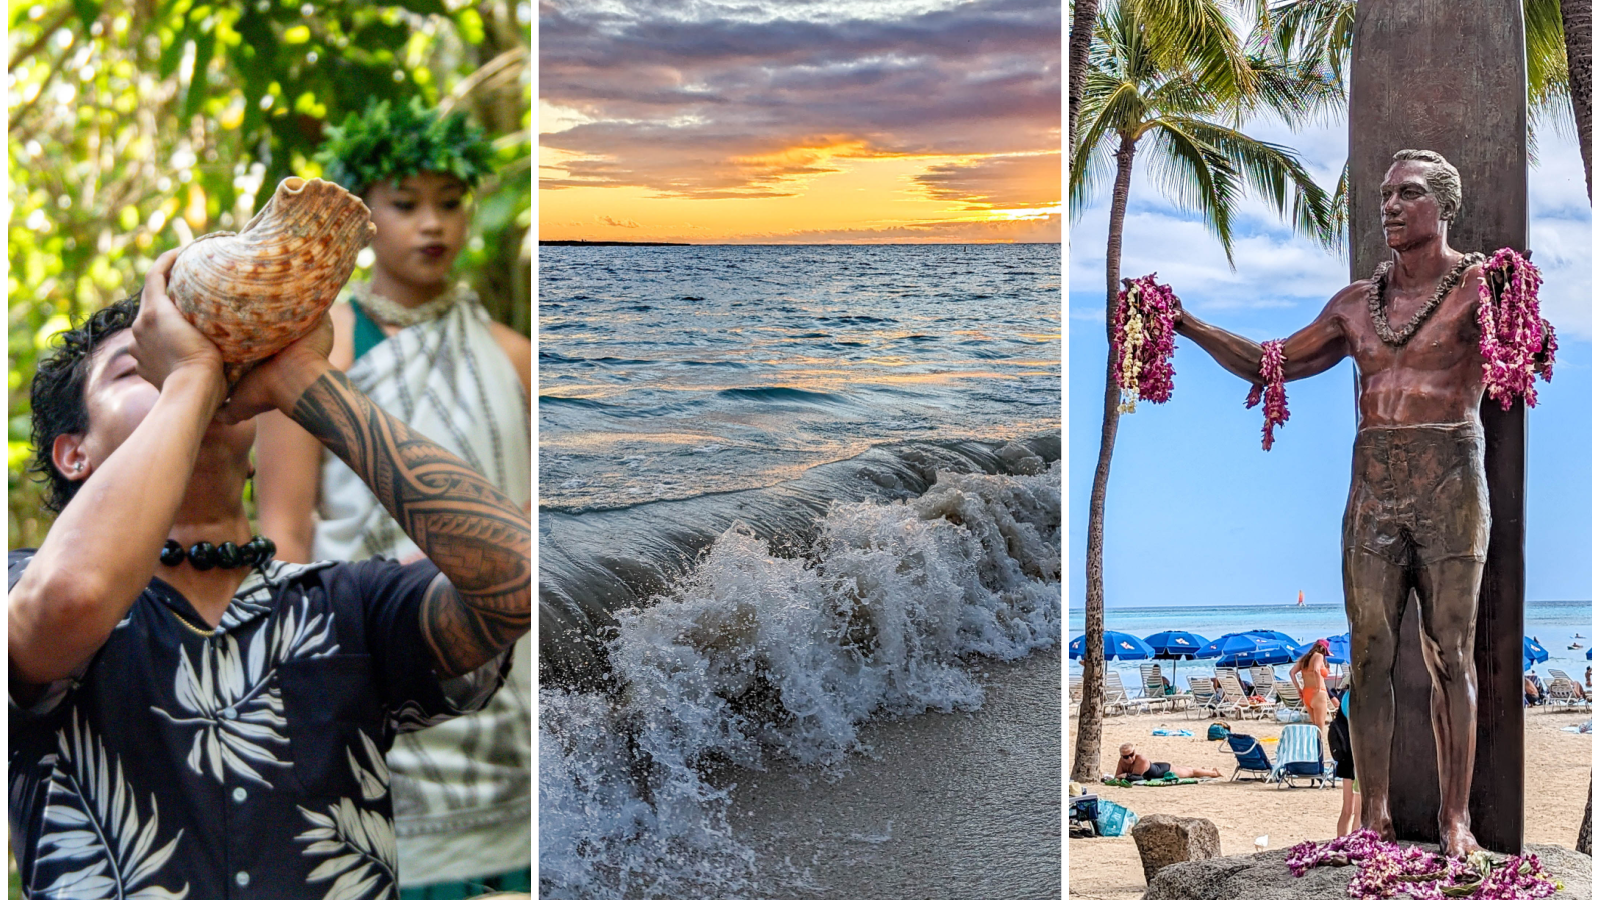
[1112,743,1222,781]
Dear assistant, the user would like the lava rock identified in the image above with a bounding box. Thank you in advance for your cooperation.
[1130,814,1223,884]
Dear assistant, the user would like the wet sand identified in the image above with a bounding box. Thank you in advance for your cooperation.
[716,648,1062,900]
[1067,706,1593,900]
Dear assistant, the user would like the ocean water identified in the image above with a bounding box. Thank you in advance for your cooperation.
[1067,600,1594,692]
[538,244,1062,899]
[539,244,1060,510]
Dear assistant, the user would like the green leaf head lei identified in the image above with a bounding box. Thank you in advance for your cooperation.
[315,97,496,195]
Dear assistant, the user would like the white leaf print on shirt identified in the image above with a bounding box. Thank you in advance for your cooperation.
[296,734,397,900]
[33,710,190,900]
[152,595,339,786]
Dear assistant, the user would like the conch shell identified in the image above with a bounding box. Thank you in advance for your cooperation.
[168,176,376,382]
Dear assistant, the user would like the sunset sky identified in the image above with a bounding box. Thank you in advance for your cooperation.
[539,0,1061,243]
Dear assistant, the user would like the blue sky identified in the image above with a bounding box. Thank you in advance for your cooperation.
[1068,116,1592,609]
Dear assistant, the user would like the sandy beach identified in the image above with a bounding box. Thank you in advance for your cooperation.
[717,648,1062,900]
[1067,705,1593,900]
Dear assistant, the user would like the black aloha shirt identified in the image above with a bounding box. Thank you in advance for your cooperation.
[8,551,510,900]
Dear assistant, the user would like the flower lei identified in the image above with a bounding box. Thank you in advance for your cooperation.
[1286,830,1559,899]
[1112,275,1179,413]
[1478,248,1555,410]
[1245,339,1289,450]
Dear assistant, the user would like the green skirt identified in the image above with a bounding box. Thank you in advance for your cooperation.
[399,867,532,899]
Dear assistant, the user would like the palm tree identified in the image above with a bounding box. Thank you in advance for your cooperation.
[1070,2,1101,161]
[1067,0,1341,784]
[1264,0,1591,200]
[1557,0,1590,197]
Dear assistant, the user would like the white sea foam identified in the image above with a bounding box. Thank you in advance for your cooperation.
[539,462,1061,899]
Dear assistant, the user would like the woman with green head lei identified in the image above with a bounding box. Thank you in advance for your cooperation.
[254,97,531,896]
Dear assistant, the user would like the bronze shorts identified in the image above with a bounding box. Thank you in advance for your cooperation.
[1342,423,1490,567]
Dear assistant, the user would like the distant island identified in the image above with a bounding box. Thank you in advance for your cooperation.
[540,239,691,246]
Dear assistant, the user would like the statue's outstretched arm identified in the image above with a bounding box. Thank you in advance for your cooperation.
[1173,287,1354,385]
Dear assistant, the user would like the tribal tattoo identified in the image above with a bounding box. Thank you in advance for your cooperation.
[291,370,530,677]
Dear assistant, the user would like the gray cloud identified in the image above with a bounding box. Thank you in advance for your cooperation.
[915,153,1061,209]
[540,0,1060,198]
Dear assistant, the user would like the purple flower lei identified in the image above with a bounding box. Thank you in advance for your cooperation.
[1245,339,1289,451]
[1112,274,1179,412]
[1285,830,1558,899]
[1478,248,1555,410]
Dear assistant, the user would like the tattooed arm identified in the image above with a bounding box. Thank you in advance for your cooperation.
[225,322,530,677]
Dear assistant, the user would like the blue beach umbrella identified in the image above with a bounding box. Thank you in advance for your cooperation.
[1524,636,1550,666]
[1293,633,1352,666]
[1145,631,1210,687]
[1144,631,1210,658]
[1220,640,1299,668]
[1242,629,1299,646]
[1069,631,1156,661]
[1196,632,1280,661]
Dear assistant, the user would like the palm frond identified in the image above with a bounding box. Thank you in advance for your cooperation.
[1181,117,1339,249]
[1525,0,1573,130]
[1144,118,1242,265]
[1072,77,1143,217]
[1246,54,1344,128]
[1260,0,1355,89]
[1328,160,1350,256]
[1128,0,1260,103]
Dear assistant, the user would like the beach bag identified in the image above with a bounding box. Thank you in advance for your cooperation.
[1096,799,1138,837]
[1207,723,1232,741]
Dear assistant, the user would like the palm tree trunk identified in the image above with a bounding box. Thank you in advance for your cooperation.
[1071,132,1138,784]
[1067,0,1100,160]
[1580,773,1593,853]
[1560,0,1592,198]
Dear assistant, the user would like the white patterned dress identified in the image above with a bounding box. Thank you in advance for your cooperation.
[314,291,532,887]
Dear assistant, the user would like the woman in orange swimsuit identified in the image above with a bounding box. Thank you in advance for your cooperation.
[1290,639,1333,754]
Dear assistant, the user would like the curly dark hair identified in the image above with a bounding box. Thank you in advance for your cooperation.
[29,294,142,513]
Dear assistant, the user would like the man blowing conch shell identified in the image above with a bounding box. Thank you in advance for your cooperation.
[8,239,531,896]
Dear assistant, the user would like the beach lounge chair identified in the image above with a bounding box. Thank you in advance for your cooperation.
[1546,671,1584,710]
[1109,671,1159,715]
[1251,666,1278,697]
[1218,732,1273,781]
[1187,676,1227,719]
[1274,681,1308,721]
[1217,670,1274,720]
[1548,669,1589,711]
[1102,676,1129,716]
[1140,665,1184,713]
[1069,675,1083,705]
[1269,723,1334,788]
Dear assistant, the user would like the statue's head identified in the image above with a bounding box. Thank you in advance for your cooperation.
[1381,149,1462,250]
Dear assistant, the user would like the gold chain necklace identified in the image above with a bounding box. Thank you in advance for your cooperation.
[169,606,218,638]
[349,280,464,328]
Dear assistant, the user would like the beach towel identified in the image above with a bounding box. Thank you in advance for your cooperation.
[1269,723,1332,788]
[1151,727,1194,737]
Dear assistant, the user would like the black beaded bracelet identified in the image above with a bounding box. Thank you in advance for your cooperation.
[160,536,276,571]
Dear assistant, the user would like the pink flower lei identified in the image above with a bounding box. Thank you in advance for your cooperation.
[1112,274,1179,413]
[1286,830,1559,899]
[1245,339,1289,451]
[1478,248,1555,410]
